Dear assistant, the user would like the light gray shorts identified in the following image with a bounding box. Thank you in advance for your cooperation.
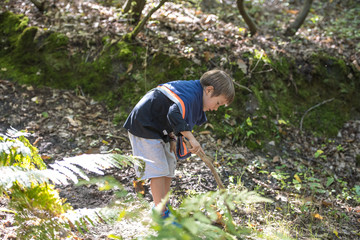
[128,132,177,180]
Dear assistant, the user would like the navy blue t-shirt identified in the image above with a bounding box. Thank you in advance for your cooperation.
[123,80,207,142]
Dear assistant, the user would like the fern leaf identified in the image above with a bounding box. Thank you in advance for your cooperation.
[0,153,140,191]
[50,162,80,184]
[6,127,30,138]
[63,154,110,175]
[56,160,89,181]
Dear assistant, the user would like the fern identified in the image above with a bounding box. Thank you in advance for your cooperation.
[146,187,272,239]
[0,128,141,239]
[10,181,72,239]
[0,128,45,169]
[0,154,139,190]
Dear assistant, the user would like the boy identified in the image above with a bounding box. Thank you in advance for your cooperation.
[123,69,235,216]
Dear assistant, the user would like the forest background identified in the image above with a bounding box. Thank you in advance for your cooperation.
[0,0,360,239]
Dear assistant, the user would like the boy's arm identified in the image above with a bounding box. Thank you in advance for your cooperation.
[167,103,204,154]
[167,104,191,134]
[180,131,205,155]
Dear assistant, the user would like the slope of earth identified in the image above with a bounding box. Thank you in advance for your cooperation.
[0,78,359,239]
[1,0,359,71]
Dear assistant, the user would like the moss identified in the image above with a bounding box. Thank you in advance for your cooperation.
[251,86,263,107]
[308,52,349,88]
[122,33,133,43]
[0,12,29,45]
[356,155,360,168]
[270,56,294,77]
[14,26,39,64]
[301,99,349,136]
[116,41,134,59]
[44,32,69,49]
[232,69,246,84]
[226,52,357,148]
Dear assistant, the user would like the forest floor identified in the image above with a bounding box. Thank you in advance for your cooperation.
[1,0,360,239]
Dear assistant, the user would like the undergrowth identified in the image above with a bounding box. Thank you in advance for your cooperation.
[0,129,274,239]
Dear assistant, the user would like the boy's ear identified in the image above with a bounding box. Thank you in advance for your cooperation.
[204,86,214,94]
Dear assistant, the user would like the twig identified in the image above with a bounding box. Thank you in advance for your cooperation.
[184,139,225,189]
[199,182,215,191]
[300,98,334,132]
[233,81,253,93]
[249,51,263,74]
[183,138,235,226]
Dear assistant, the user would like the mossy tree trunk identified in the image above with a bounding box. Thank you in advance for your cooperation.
[236,0,257,36]
[284,0,313,36]
[122,0,146,24]
[123,0,167,42]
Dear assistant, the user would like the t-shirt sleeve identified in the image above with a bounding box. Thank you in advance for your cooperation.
[167,103,191,135]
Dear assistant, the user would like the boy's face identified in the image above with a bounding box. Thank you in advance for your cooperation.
[203,86,228,112]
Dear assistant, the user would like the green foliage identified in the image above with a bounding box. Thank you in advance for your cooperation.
[0,130,70,239]
[14,26,38,63]
[146,186,272,239]
[0,128,45,169]
[324,6,360,50]
[0,11,29,47]
[9,182,71,239]
[1,5,359,150]
[0,11,203,109]
[0,129,142,239]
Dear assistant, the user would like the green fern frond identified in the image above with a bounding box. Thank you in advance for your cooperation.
[1,129,46,169]
[0,154,140,191]
[0,166,66,190]
[149,187,273,239]
[0,129,144,239]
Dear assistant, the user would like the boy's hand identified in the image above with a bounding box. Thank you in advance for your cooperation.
[180,130,205,155]
[188,138,205,155]
[170,140,176,155]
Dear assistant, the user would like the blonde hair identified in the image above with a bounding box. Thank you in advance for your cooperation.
[200,69,235,104]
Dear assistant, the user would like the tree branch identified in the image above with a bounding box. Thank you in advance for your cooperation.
[300,98,334,132]
[284,0,313,36]
[123,0,167,41]
[236,0,257,36]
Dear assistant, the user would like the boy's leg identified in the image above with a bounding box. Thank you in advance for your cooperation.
[150,176,172,207]
[127,132,176,210]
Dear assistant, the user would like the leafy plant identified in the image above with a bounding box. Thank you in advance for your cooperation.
[314,149,326,160]
[271,170,290,189]
[0,128,141,239]
[0,127,45,169]
[146,185,272,239]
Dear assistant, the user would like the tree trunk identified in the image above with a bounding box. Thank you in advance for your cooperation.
[284,0,313,36]
[123,0,167,41]
[122,0,146,24]
[236,0,257,36]
[29,0,45,12]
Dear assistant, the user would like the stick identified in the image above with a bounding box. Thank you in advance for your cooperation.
[300,98,334,132]
[183,138,234,227]
[183,139,225,189]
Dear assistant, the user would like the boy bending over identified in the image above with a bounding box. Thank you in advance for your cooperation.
[123,69,235,216]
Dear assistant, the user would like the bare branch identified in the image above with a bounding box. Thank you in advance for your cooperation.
[284,0,313,36]
[300,98,334,132]
[236,0,257,36]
